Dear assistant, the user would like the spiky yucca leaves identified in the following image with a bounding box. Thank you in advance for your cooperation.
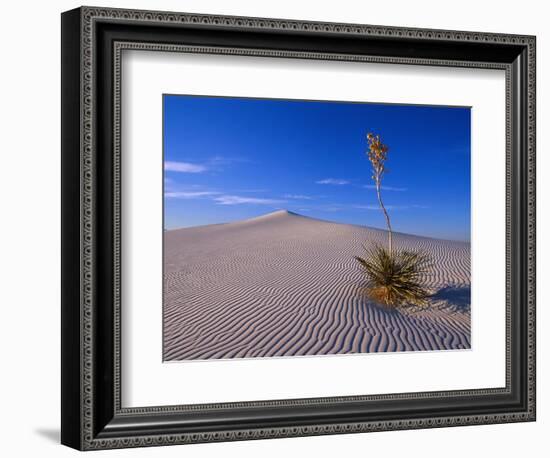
[354,245,432,307]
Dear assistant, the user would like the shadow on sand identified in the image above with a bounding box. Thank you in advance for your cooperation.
[354,284,470,314]
[431,286,471,312]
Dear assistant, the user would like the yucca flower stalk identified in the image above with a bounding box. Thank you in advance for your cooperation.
[355,133,432,307]
[366,133,392,253]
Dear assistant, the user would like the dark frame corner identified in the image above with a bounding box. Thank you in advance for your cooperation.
[62,5,536,451]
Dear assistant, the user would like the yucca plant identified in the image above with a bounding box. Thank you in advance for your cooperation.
[355,245,431,307]
[356,133,432,307]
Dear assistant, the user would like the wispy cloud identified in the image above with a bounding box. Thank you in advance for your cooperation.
[165,161,207,173]
[363,185,408,192]
[208,155,251,166]
[214,195,286,206]
[164,155,251,175]
[165,191,220,199]
[232,189,269,194]
[322,206,345,212]
[316,178,350,185]
[283,194,313,200]
[353,204,381,210]
[305,204,345,212]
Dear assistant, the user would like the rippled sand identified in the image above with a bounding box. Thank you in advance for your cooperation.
[164,210,470,361]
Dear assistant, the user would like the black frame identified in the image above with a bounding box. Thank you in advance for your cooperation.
[61,6,536,450]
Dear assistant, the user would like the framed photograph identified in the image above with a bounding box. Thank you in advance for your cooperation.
[61,6,536,450]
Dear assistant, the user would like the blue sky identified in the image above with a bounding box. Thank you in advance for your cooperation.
[163,95,471,241]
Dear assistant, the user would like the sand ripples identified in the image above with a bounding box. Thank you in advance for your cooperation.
[163,210,471,361]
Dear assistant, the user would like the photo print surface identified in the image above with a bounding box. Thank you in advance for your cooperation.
[163,95,471,362]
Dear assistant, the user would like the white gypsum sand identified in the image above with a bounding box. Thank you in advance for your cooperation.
[163,210,470,361]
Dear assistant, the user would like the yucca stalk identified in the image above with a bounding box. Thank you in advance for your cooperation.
[366,133,392,254]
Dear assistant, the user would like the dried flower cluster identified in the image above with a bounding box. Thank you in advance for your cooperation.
[366,133,389,183]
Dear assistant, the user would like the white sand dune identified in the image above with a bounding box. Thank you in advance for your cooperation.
[164,210,471,361]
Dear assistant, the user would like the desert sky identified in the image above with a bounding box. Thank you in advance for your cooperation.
[163,95,471,241]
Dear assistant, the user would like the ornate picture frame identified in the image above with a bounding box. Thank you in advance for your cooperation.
[61,6,536,450]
